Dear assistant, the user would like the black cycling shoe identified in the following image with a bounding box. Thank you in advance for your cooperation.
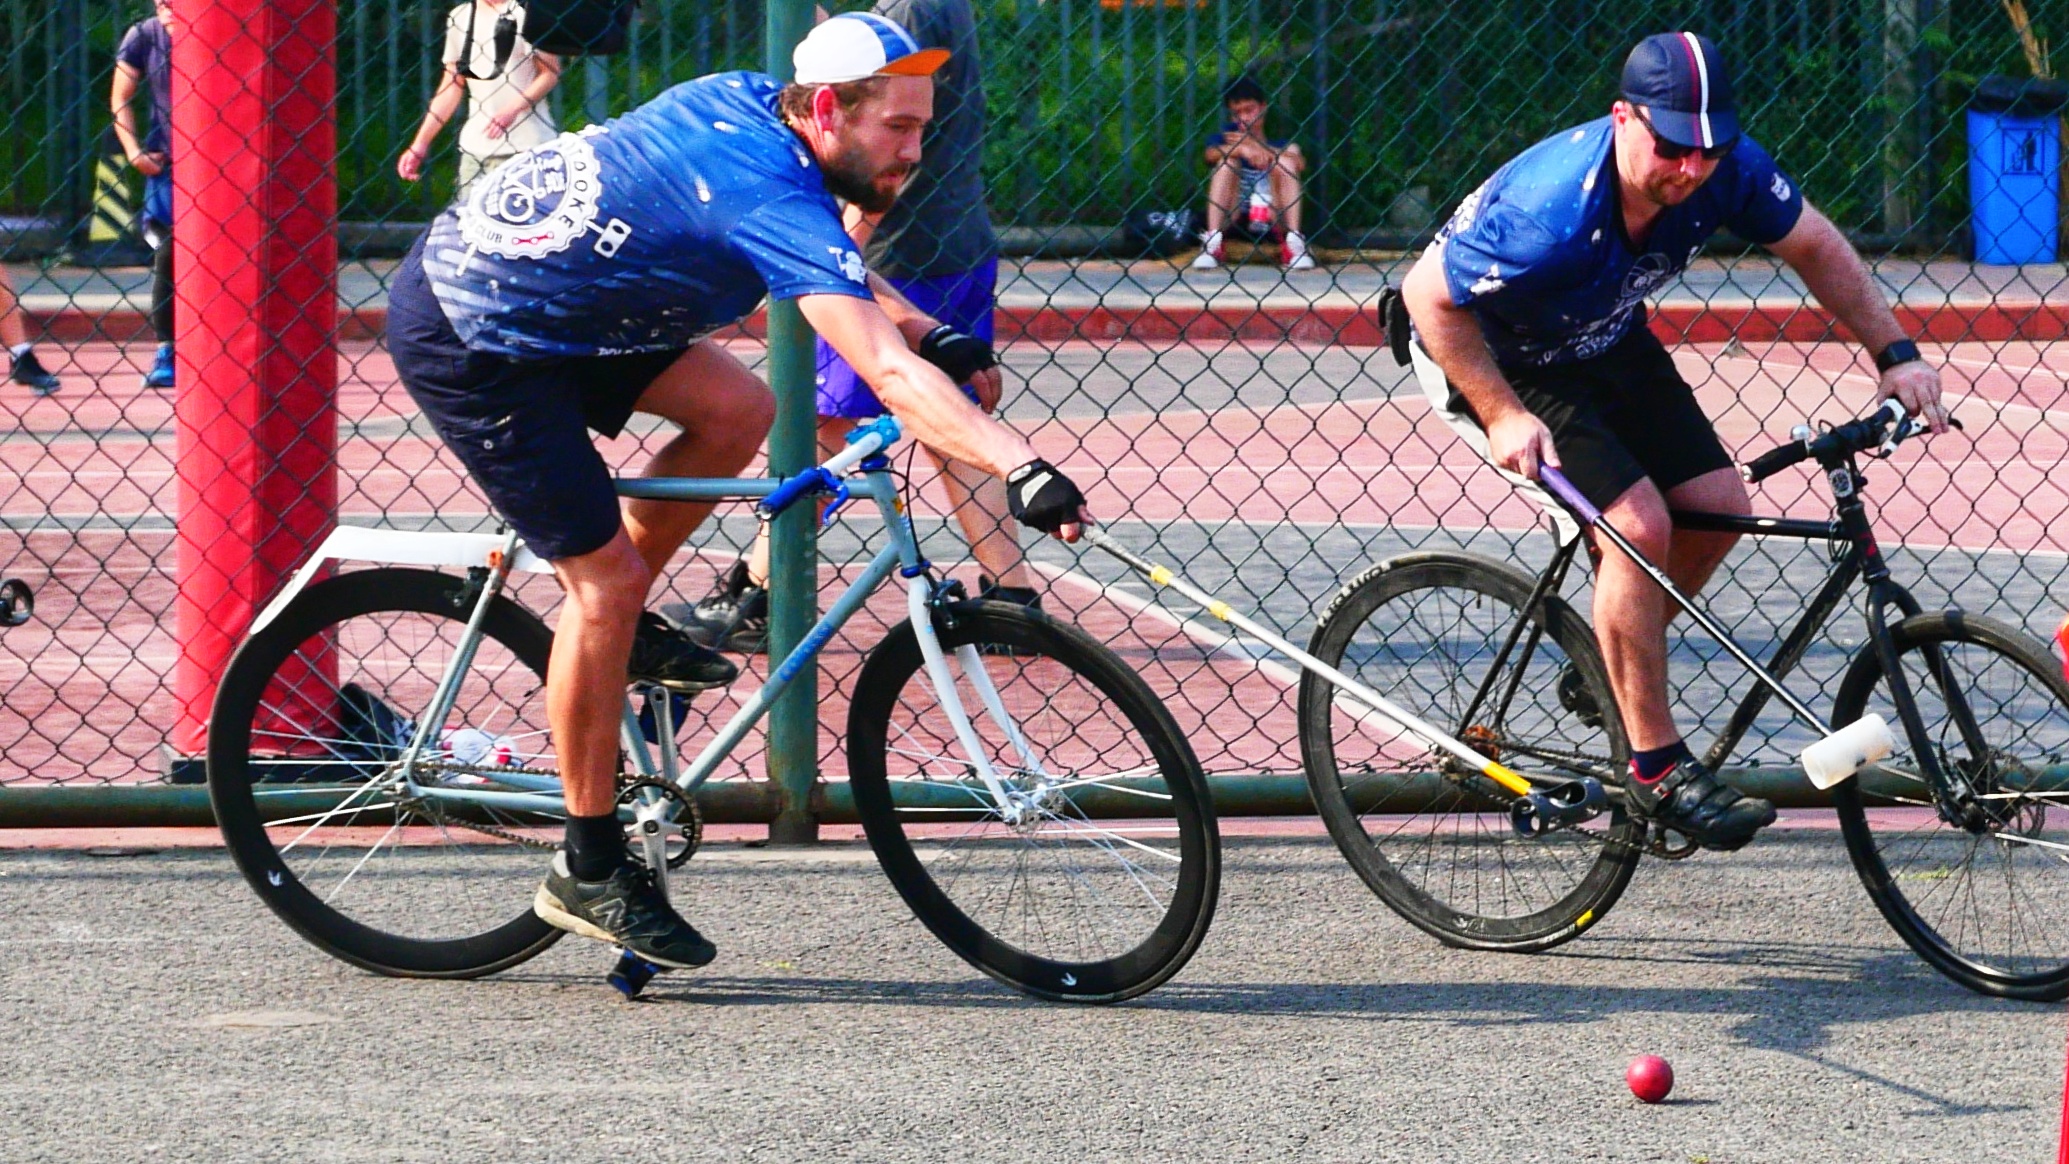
[1625,758,1777,852]
[627,611,739,692]
[1556,661,1605,730]
[663,560,769,656]
[534,852,718,969]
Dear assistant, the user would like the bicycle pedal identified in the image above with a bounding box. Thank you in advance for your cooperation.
[1644,822,1703,860]
[606,948,666,999]
[1508,777,1607,837]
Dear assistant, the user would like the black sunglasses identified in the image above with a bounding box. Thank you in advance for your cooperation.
[1630,106,1735,161]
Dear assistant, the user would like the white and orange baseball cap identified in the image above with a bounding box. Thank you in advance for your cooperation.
[793,13,949,85]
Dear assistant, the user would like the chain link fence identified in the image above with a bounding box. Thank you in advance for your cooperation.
[1,0,2063,810]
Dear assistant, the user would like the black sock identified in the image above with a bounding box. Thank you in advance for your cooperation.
[1631,740,1695,784]
[565,813,626,881]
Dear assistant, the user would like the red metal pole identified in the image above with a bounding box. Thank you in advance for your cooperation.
[170,0,338,755]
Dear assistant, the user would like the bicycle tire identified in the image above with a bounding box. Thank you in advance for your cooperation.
[1298,551,1642,951]
[848,601,1219,1003]
[208,568,565,978]
[1830,610,2069,1001]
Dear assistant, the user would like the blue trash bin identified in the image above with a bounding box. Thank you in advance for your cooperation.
[1969,76,2069,265]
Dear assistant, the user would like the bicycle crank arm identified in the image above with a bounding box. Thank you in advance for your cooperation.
[1510,776,1608,837]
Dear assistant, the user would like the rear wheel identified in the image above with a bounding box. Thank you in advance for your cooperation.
[1299,552,1642,951]
[207,569,564,978]
[1831,611,2069,1001]
[848,601,1219,1003]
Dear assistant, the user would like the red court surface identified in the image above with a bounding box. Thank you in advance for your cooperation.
[3,329,2063,792]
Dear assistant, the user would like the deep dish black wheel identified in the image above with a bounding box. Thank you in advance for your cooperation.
[207,568,564,978]
[1298,552,1642,951]
[1831,610,2069,1001]
[848,601,1219,1003]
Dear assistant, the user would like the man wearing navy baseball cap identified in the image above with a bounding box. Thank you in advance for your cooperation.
[1400,32,1947,852]
[383,10,1092,974]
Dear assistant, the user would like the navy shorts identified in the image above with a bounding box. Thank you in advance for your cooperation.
[385,237,686,561]
[814,258,996,418]
[1434,327,1732,512]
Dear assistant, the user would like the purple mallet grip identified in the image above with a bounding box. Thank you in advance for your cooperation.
[1539,466,1603,525]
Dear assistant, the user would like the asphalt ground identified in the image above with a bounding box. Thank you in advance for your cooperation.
[0,827,2062,1163]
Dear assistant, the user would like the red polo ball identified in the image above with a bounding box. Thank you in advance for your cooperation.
[1627,1055,1674,1103]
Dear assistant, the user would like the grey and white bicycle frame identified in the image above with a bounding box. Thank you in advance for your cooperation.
[252,417,1051,887]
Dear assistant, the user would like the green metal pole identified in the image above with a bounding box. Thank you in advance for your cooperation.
[764,0,820,845]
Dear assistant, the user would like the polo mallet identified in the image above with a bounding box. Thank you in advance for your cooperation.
[1537,466,1892,788]
[1081,527,1606,836]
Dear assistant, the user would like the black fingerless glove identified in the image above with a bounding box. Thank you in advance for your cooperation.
[1005,459,1085,534]
[918,324,998,385]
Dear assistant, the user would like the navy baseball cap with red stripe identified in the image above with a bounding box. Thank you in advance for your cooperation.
[1620,32,1740,151]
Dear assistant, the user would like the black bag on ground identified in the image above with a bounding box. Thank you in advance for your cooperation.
[1121,208,1204,259]
[521,0,636,56]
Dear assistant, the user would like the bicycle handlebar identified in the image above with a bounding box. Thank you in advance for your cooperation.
[1740,399,1941,484]
[755,416,903,520]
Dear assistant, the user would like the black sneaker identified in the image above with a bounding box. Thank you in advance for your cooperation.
[662,560,769,655]
[336,682,413,763]
[1625,758,1776,852]
[1556,661,1605,730]
[534,852,718,968]
[10,350,59,395]
[974,576,1043,656]
[976,575,1044,612]
[627,611,739,692]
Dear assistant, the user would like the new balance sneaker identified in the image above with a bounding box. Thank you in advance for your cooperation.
[1189,231,1225,270]
[627,610,739,692]
[663,560,769,655]
[10,349,59,395]
[534,852,718,969]
[1283,231,1317,271]
[1625,757,1776,852]
[144,344,175,390]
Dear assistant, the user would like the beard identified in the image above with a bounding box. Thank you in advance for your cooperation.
[822,143,908,214]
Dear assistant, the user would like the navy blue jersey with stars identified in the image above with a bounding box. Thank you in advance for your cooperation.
[421,71,872,360]
[1435,117,1804,369]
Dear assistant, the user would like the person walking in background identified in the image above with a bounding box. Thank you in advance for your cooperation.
[1,268,60,395]
[111,0,175,390]
[397,0,562,193]
[1192,74,1315,271]
[674,0,1039,655]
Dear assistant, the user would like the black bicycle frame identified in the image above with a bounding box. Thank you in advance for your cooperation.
[1493,447,1975,809]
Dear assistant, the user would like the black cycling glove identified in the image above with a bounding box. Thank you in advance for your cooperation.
[918,324,998,386]
[1005,459,1085,534]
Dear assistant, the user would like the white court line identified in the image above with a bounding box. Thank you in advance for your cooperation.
[1028,559,1303,691]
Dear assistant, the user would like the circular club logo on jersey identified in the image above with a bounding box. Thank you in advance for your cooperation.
[457,134,603,260]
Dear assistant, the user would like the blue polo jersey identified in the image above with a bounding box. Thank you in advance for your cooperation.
[420,71,873,360]
[1436,116,1804,368]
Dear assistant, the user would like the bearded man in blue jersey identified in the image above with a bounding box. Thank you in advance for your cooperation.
[1401,32,1948,852]
[385,13,1092,970]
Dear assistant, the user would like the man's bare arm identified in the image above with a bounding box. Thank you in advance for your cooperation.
[1765,202,1948,431]
[799,292,1029,476]
[1400,243,1561,479]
